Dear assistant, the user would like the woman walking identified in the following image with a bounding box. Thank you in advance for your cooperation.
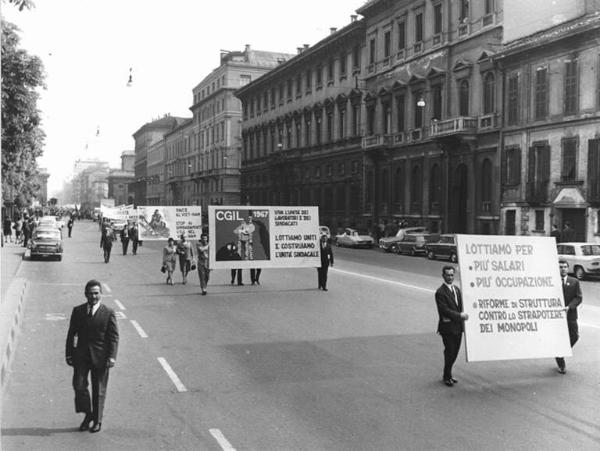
[162,238,177,285]
[196,234,210,295]
[176,233,194,284]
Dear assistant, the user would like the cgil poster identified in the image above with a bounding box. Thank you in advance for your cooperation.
[137,206,203,241]
[209,206,320,269]
[456,234,572,362]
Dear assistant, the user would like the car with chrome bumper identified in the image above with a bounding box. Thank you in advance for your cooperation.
[557,242,600,280]
[379,226,427,253]
[29,227,63,261]
[334,228,374,248]
[425,234,458,262]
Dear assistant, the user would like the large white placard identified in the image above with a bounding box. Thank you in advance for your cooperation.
[137,206,202,241]
[209,206,320,269]
[456,234,572,362]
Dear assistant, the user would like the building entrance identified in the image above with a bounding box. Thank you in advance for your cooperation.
[560,208,586,242]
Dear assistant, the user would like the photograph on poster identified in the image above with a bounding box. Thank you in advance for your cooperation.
[137,206,203,240]
[214,209,270,262]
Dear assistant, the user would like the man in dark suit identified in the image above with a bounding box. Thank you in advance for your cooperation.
[317,234,334,291]
[435,266,469,387]
[120,223,130,255]
[66,280,119,433]
[555,260,583,374]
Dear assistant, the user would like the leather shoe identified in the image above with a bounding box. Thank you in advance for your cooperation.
[322,287,328,291]
[79,414,92,431]
[557,367,566,374]
[450,377,458,383]
[89,422,101,433]
[443,378,454,387]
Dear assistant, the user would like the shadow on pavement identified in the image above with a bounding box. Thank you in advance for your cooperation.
[1,427,79,436]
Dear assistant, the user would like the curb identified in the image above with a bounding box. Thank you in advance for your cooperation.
[0,276,28,393]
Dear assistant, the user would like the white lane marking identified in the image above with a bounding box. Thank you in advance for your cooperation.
[209,429,237,451]
[116,311,127,320]
[157,357,187,392]
[102,283,112,293]
[130,320,148,338]
[45,313,66,321]
[31,282,81,286]
[330,267,435,293]
[114,299,126,310]
[580,321,600,329]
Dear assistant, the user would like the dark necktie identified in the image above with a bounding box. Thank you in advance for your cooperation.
[88,307,93,318]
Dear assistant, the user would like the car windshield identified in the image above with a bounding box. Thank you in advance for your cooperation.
[440,236,454,243]
[35,230,60,240]
[581,245,600,256]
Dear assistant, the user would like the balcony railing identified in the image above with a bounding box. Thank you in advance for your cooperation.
[526,180,549,204]
[431,117,477,137]
[361,134,392,150]
[478,113,499,130]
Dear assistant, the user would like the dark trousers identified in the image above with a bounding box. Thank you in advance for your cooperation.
[68,227,73,237]
[555,320,579,369]
[250,268,262,283]
[121,239,129,255]
[441,332,462,380]
[131,239,138,255]
[103,242,112,263]
[317,265,329,289]
[231,269,242,285]
[73,361,110,423]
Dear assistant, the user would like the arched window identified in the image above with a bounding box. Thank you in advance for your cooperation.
[481,158,492,212]
[410,164,422,211]
[483,73,495,114]
[429,163,441,209]
[459,79,470,116]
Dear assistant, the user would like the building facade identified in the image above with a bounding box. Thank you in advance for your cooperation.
[236,19,366,231]
[497,2,600,241]
[107,151,135,205]
[357,0,503,235]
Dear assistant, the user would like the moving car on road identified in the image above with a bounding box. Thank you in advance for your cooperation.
[378,226,427,252]
[334,228,374,248]
[395,233,439,256]
[425,234,458,262]
[29,227,63,261]
[557,242,600,280]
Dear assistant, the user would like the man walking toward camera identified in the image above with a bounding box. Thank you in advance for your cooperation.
[435,266,468,387]
[555,260,583,374]
[65,280,119,433]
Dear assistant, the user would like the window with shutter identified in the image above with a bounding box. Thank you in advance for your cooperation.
[588,138,600,201]
[561,138,577,181]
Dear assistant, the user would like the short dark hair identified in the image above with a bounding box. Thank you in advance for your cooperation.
[442,265,455,275]
[84,279,102,293]
[558,260,569,266]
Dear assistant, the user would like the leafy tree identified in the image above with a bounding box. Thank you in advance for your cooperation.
[4,0,34,11]
[1,19,45,208]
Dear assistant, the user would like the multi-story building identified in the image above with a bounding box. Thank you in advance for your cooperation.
[164,118,194,205]
[107,151,135,205]
[357,0,504,234]
[132,115,187,206]
[184,45,294,210]
[146,139,166,206]
[497,0,600,241]
[236,19,366,230]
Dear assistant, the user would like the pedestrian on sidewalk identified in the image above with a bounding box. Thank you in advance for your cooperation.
[196,234,210,295]
[65,279,119,433]
[120,223,130,255]
[162,238,177,285]
[317,234,334,291]
[67,216,74,238]
[555,260,583,374]
[3,216,13,243]
[176,233,194,284]
[434,265,469,387]
[14,216,23,244]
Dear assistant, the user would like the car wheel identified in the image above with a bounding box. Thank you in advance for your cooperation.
[574,266,585,280]
[410,248,417,256]
[57,255,62,262]
[450,253,458,263]
[390,244,397,253]
[427,250,435,260]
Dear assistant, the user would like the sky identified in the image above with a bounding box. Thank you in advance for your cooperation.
[2,0,366,196]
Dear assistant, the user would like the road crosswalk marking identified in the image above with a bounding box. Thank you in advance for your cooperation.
[209,428,237,451]
[102,283,111,293]
[114,299,126,310]
[157,357,187,392]
[130,320,148,338]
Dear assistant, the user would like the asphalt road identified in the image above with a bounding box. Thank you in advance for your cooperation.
[2,220,599,450]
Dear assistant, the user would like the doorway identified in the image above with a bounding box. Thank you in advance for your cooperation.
[560,208,586,241]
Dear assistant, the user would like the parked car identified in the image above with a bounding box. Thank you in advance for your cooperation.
[55,216,65,228]
[426,234,458,262]
[29,227,63,261]
[319,225,331,240]
[39,215,59,230]
[379,226,427,252]
[334,228,375,248]
[396,233,440,256]
[557,242,600,280]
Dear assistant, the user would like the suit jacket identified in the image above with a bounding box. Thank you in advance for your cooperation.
[66,303,119,369]
[562,276,582,321]
[320,242,334,267]
[435,284,464,335]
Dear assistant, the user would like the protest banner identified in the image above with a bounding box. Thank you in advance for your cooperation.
[103,204,136,221]
[456,234,572,362]
[137,206,202,241]
[209,206,320,269]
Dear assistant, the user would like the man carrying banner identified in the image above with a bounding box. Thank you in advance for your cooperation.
[435,266,469,387]
[555,260,583,374]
